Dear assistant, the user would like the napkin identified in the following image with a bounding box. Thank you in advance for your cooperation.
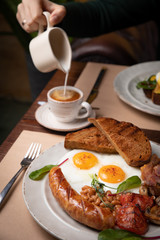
[75,62,109,101]
[0,130,64,240]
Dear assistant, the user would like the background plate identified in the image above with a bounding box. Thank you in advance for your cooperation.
[114,61,160,116]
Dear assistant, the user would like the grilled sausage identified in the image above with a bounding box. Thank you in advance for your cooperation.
[49,167,115,230]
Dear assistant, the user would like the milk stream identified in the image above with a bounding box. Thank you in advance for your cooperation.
[63,71,69,96]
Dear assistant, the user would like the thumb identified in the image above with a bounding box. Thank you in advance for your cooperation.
[42,1,66,26]
[50,6,66,26]
[43,0,56,13]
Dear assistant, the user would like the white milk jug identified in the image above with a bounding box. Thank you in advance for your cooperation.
[29,11,72,73]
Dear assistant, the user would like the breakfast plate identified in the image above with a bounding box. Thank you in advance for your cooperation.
[23,141,160,240]
[35,103,96,132]
[114,61,160,116]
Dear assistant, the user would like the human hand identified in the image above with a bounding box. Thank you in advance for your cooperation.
[16,0,66,33]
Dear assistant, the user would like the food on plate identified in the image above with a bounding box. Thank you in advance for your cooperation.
[115,192,154,235]
[49,166,115,230]
[31,117,158,235]
[145,204,160,225]
[136,74,156,98]
[64,126,116,153]
[141,154,160,197]
[136,72,160,105]
[89,117,151,167]
[48,165,156,234]
[56,149,141,194]
[152,81,160,105]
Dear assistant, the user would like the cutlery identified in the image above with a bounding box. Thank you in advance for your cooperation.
[0,142,41,207]
[86,68,107,104]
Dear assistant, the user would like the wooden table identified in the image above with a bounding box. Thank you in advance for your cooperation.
[0,61,159,162]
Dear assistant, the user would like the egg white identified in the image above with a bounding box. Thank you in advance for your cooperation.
[58,149,141,194]
[156,72,160,85]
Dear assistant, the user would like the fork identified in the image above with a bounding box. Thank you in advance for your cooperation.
[0,142,41,207]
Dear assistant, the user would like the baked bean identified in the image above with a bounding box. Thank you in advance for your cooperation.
[95,197,101,205]
[80,185,121,209]
[105,191,113,202]
[111,200,121,206]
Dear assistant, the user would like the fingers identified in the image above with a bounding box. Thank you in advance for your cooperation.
[16,0,47,33]
[16,0,66,33]
[49,5,66,26]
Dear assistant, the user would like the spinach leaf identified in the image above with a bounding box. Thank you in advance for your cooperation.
[117,176,141,193]
[29,165,57,180]
[123,238,142,240]
[98,229,141,240]
[136,80,156,90]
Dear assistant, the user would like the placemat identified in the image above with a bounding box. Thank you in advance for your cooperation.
[0,130,64,240]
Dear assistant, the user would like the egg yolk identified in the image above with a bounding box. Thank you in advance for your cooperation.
[98,165,125,183]
[73,152,98,169]
[156,72,160,85]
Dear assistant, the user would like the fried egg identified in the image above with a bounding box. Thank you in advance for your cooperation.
[59,149,141,194]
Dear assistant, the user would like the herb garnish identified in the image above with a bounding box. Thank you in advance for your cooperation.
[136,75,156,90]
[91,174,141,194]
[29,158,69,180]
[90,174,115,209]
[98,229,160,240]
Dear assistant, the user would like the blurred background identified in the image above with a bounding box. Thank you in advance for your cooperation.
[0,11,32,145]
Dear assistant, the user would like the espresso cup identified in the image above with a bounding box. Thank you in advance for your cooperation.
[29,11,72,73]
[47,86,93,122]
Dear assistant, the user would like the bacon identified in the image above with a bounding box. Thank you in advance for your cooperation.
[141,154,160,186]
[154,164,160,177]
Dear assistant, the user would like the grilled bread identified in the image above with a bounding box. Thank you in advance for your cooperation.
[152,83,160,105]
[64,126,117,153]
[89,117,151,167]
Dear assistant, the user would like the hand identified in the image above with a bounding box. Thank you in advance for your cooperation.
[16,0,66,33]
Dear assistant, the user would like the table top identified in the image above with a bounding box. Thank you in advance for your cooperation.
[1,61,160,240]
[0,61,159,162]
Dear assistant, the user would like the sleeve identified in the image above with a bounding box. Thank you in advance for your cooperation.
[58,0,158,38]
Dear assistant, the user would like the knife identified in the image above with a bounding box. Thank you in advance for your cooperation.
[86,68,107,104]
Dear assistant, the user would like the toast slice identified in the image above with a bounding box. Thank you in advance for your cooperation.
[152,83,160,105]
[64,126,117,153]
[89,117,151,167]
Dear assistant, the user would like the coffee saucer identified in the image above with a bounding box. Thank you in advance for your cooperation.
[35,103,96,132]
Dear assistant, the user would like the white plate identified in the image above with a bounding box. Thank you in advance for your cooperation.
[35,103,96,132]
[114,61,160,116]
[23,141,160,240]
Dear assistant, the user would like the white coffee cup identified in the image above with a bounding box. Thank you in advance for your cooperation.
[29,11,72,73]
[47,86,93,122]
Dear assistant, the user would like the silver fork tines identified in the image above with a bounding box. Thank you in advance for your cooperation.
[25,143,41,160]
[0,143,41,208]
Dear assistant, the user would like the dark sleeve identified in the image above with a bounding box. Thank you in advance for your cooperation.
[58,0,159,38]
